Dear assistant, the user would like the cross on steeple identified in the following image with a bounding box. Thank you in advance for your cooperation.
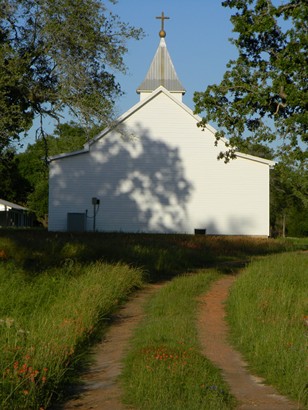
[156,11,170,38]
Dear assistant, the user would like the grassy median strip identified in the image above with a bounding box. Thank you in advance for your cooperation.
[121,270,236,410]
[0,261,143,410]
[227,252,308,408]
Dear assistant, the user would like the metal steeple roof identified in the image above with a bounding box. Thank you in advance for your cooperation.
[137,13,185,95]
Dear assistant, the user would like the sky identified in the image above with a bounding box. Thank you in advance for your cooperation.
[112,0,237,114]
[23,1,238,147]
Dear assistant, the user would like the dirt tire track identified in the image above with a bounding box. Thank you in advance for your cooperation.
[59,284,162,410]
[198,275,301,410]
[58,274,302,410]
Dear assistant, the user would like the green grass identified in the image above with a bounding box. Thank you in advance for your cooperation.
[227,252,308,407]
[0,230,306,408]
[0,260,143,409]
[283,236,308,250]
[121,271,236,410]
[0,230,299,280]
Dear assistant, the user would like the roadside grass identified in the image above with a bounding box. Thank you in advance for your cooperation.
[227,252,308,408]
[121,270,237,410]
[0,230,306,408]
[0,260,143,410]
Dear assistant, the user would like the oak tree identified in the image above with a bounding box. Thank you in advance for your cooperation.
[194,0,307,164]
[0,0,143,153]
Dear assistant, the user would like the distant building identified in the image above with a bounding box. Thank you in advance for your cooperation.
[0,199,34,228]
[48,14,274,235]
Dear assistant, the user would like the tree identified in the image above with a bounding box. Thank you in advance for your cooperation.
[194,0,307,164]
[0,0,143,153]
[270,159,308,237]
[0,148,31,203]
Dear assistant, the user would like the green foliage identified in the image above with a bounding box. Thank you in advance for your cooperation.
[0,0,143,151]
[50,122,99,155]
[285,207,308,237]
[270,161,308,237]
[194,0,307,164]
[122,271,236,410]
[0,148,31,203]
[227,253,308,406]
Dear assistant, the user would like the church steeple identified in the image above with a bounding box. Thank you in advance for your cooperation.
[137,12,186,101]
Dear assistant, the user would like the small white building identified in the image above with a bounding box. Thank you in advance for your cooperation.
[0,199,33,227]
[48,20,274,235]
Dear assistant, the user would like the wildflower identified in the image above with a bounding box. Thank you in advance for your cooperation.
[29,369,39,382]
[19,363,28,374]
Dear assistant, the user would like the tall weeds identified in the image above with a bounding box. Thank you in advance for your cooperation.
[0,261,143,409]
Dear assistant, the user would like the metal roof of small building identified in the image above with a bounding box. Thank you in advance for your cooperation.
[0,199,28,211]
[137,37,185,94]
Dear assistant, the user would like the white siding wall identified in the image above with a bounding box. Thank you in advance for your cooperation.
[48,91,271,235]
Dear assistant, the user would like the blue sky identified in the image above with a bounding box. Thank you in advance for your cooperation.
[113,1,237,114]
[23,1,238,147]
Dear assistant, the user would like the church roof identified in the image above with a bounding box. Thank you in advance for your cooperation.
[137,37,185,94]
[49,86,275,167]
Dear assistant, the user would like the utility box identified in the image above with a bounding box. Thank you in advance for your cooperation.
[67,213,86,232]
[194,229,206,235]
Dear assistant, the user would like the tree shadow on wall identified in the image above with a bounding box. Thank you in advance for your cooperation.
[53,122,194,233]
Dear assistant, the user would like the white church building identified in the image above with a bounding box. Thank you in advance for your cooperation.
[48,15,274,235]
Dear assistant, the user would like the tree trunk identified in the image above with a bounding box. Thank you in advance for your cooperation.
[282,212,286,238]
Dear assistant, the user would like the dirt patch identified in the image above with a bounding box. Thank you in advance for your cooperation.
[57,284,162,410]
[198,275,301,410]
